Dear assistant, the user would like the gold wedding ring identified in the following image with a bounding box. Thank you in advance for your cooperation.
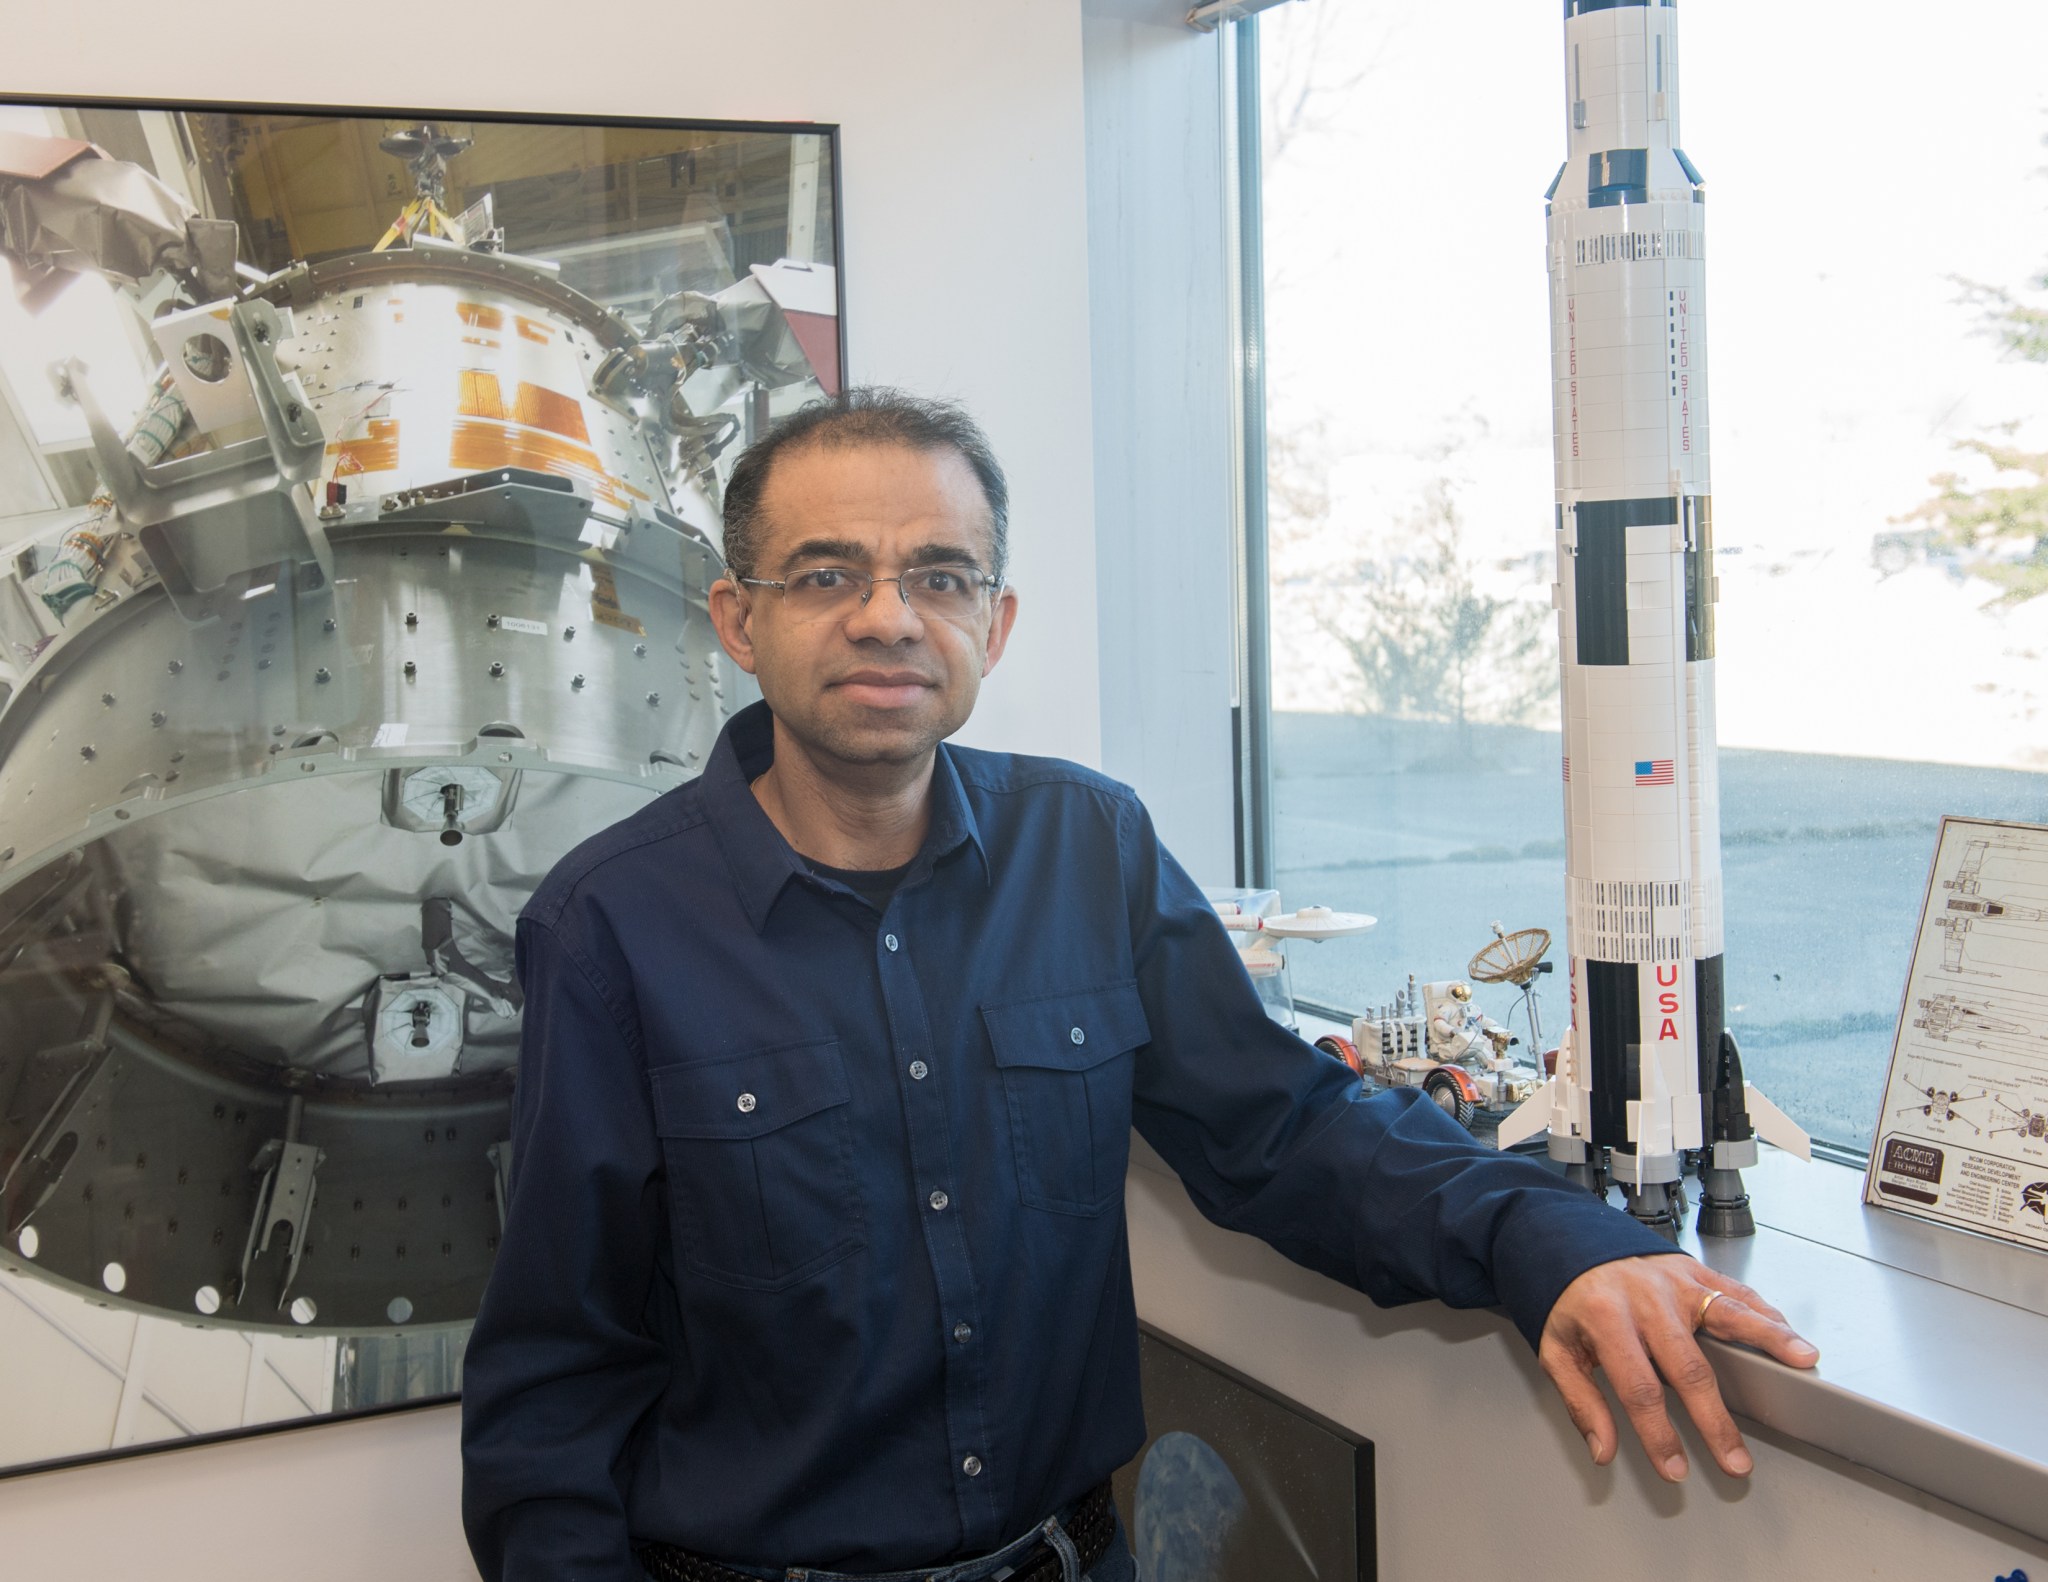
[1696,1288,1726,1330]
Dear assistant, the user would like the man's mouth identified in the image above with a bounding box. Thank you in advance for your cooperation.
[830,671,939,708]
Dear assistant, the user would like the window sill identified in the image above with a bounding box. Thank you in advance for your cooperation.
[1131,1068,2048,1544]
[1685,1145,2048,1544]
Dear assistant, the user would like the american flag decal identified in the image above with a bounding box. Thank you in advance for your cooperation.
[1634,759,1675,786]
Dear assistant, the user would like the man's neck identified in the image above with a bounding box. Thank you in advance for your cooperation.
[751,718,936,870]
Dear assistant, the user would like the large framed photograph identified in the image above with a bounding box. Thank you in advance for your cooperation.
[0,96,841,1474]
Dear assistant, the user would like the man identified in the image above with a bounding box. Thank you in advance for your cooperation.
[461,388,1818,1582]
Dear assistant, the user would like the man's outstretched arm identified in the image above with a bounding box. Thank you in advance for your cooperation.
[1540,1254,1819,1480]
[1114,790,1818,1480]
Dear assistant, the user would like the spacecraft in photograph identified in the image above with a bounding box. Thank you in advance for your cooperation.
[0,119,836,1328]
[1495,2,1808,1235]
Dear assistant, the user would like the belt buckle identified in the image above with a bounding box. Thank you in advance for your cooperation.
[988,1523,1050,1582]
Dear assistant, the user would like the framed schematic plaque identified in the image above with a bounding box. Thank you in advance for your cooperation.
[1864,816,2048,1253]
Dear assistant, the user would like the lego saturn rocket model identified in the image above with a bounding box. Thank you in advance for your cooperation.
[1495,0,1809,1237]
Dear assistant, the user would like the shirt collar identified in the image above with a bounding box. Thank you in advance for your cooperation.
[701,700,990,932]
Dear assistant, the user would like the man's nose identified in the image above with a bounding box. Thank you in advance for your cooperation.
[843,577,924,641]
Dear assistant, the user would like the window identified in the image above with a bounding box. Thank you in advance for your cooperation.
[1248,0,2048,1153]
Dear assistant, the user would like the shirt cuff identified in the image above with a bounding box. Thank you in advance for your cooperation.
[466,1496,643,1582]
[1490,1189,1689,1349]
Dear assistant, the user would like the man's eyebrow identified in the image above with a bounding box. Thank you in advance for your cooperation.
[905,542,986,572]
[777,539,988,573]
[779,538,872,570]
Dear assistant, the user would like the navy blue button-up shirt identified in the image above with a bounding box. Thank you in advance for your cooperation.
[460,701,1672,1580]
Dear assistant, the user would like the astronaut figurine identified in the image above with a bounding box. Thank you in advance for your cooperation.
[1425,982,1513,1068]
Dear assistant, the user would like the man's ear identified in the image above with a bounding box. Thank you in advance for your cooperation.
[980,583,1019,677]
[707,577,760,676]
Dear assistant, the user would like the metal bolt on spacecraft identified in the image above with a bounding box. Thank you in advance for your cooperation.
[1495,0,1809,1237]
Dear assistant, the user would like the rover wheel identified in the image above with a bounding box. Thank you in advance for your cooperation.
[1425,1070,1476,1130]
[1313,1034,1365,1079]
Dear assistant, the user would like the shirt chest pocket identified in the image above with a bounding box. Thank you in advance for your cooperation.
[649,1039,864,1292]
[983,981,1151,1217]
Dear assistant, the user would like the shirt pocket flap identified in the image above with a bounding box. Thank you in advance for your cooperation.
[649,1039,851,1140]
[983,981,1151,1072]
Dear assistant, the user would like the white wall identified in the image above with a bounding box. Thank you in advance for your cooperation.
[1083,0,1240,881]
[0,1402,473,1580]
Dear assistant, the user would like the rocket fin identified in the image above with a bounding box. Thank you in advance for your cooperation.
[1496,1079,1557,1150]
[1742,1082,1810,1161]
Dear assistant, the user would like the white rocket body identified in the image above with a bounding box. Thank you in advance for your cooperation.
[1498,0,1805,1205]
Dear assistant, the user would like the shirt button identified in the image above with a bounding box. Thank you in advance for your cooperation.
[928,1189,950,1211]
[953,1322,972,1343]
[885,933,900,952]
[736,1092,757,1113]
[909,1060,929,1080]
[1069,1026,1086,1045]
[962,1455,983,1477]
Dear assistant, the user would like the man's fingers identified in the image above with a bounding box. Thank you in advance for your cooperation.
[1540,1343,1618,1466]
[1597,1332,1691,1481]
[1541,1255,1817,1483]
[1699,1286,1820,1368]
[1644,1314,1753,1478]
[1695,1270,1789,1328]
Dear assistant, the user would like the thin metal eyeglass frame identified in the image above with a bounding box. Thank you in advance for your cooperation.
[735,566,1001,622]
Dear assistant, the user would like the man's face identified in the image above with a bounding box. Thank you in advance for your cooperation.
[707,441,1019,771]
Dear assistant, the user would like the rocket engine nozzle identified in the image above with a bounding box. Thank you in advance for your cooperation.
[1698,1030,1757,1238]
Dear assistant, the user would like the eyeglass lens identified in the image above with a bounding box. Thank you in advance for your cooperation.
[782,568,988,621]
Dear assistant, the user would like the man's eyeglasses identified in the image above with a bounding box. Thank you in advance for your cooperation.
[737,565,999,624]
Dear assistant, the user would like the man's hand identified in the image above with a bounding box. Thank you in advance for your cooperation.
[1538,1256,1819,1481]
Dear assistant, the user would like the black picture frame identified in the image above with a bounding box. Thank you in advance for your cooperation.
[1113,1322,1376,1582]
[0,92,843,1478]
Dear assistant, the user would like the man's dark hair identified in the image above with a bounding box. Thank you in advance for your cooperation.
[718,386,1009,584]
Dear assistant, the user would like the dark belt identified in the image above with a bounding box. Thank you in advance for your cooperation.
[635,1481,1117,1582]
